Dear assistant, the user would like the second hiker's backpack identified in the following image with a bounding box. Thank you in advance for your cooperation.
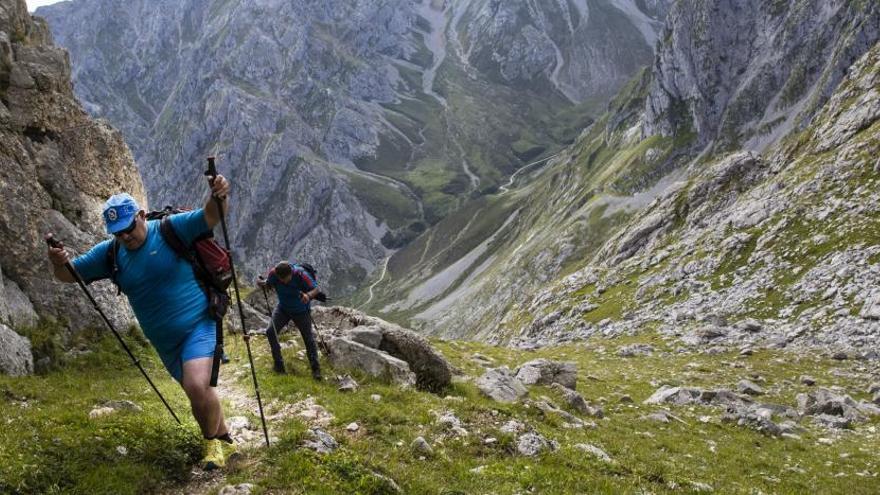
[107,206,232,320]
[294,262,317,284]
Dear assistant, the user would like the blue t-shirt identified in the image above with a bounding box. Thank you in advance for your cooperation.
[73,210,212,356]
[267,263,317,315]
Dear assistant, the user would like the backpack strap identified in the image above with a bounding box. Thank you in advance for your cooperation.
[159,217,192,263]
[105,238,122,295]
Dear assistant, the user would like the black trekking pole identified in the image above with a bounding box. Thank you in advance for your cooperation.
[260,283,281,340]
[204,156,270,447]
[308,307,332,359]
[45,235,182,425]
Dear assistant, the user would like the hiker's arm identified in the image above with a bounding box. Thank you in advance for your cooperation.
[297,270,319,303]
[47,244,76,283]
[48,239,111,284]
[203,174,230,229]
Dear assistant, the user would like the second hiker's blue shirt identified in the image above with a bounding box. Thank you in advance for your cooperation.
[267,264,317,315]
[72,210,212,357]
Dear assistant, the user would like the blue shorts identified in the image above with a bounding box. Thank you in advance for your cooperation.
[157,319,217,382]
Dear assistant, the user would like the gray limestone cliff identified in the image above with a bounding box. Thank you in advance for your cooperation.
[0,0,144,364]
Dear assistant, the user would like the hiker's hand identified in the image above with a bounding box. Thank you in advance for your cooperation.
[256,276,266,288]
[300,291,310,304]
[47,238,69,267]
[210,174,230,200]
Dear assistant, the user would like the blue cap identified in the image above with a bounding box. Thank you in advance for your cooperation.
[102,193,140,234]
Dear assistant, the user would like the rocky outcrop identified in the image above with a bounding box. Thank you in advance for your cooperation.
[0,0,142,339]
[312,306,452,391]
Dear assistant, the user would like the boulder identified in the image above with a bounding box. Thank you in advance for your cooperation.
[516,432,556,456]
[327,338,415,387]
[796,388,863,421]
[551,383,603,417]
[313,307,452,392]
[0,322,33,376]
[378,327,452,392]
[476,367,528,403]
[515,359,577,390]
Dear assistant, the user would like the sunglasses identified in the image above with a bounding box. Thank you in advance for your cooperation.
[114,218,138,237]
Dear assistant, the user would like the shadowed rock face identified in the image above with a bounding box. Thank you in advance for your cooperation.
[644,0,880,151]
[0,0,144,338]
[36,0,668,295]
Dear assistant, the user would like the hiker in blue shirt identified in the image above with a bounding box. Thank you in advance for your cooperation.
[257,261,322,379]
[47,176,235,470]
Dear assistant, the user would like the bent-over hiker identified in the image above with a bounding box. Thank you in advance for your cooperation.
[47,176,235,470]
[257,261,322,380]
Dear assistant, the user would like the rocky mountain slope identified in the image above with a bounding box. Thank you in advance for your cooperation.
[37,0,669,294]
[0,0,143,371]
[360,0,880,350]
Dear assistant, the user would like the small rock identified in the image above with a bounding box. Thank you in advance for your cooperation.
[831,351,848,361]
[868,383,880,395]
[411,436,433,456]
[619,394,634,404]
[346,422,360,432]
[436,411,462,429]
[574,443,612,462]
[116,445,127,456]
[102,400,142,412]
[303,428,338,453]
[370,394,382,402]
[337,375,359,392]
[470,465,487,474]
[500,420,526,434]
[617,344,654,358]
[483,437,497,444]
[737,380,764,396]
[800,376,816,386]
[551,383,603,417]
[691,482,714,492]
[88,407,116,419]
[218,484,254,495]
[516,432,554,457]
[642,411,671,423]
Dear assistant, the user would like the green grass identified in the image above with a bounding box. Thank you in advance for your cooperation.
[3,327,879,494]
[0,334,201,494]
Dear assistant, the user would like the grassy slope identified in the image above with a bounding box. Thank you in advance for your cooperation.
[2,326,878,494]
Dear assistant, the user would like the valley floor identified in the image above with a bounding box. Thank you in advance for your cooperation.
[1,328,878,494]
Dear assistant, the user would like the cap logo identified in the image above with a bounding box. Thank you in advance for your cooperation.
[107,208,118,221]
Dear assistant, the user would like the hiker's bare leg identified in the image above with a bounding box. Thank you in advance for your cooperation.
[182,357,227,438]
